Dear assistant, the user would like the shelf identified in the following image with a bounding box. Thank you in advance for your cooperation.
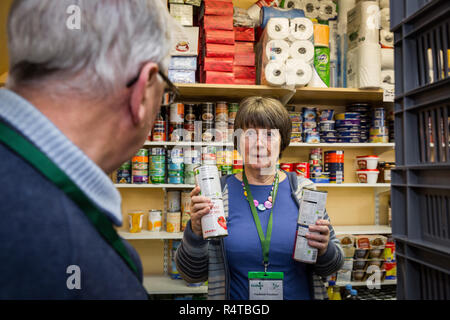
[315,183,391,188]
[143,275,207,295]
[333,225,392,235]
[115,184,195,189]
[290,87,384,105]
[334,279,397,287]
[176,83,293,103]
[144,141,395,149]
[119,230,183,240]
[175,83,384,106]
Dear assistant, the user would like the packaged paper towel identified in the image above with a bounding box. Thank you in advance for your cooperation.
[347,1,380,50]
[380,8,390,30]
[347,43,381,88]
[381,48,394,69]
[380,29,394,48]
[265,18,291,40]
[265,39,290,62]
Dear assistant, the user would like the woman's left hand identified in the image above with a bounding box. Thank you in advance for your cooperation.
[306,219,331,257]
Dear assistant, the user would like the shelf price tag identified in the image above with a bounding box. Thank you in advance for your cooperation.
[383,87,395,102]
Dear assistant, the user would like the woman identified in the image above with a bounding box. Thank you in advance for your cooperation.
[175,96,344,300]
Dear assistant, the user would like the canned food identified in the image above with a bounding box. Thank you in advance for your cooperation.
[216,101,228,123]
[292,122,302,133]
[116,169,131,184]
[194,165,222,199]
[170,103,184,123]
[221,164,233,176]
[373,108,385,120]
[202,146,217,164]
[290,132,303,142]
[280,163,294,172]
[319,109,335,121]
[202,121,215,142]
[149,151,165,184]
[305,131,320,143]
[128,211,145,233]
[169,123,184,142]
[294,162,309,178]
[181,191,191,232]
[319,121,335,131]
[184,148,201,165]
[201,198,228,239]
[152,120,166,141]
[184,104,197,122]
[228,103,239,126]
[148,210,162,232]
[184,121,195,142]
[167,191,181,212]
[166,211,181,233]
[335,112,361,120]
[168,175,184,184]
[184,163,197,184]
[201,103,215,122]
[289,111,302,123]
[302,107,317,121]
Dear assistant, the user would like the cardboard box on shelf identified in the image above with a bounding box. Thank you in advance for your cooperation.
[170,27,199,56]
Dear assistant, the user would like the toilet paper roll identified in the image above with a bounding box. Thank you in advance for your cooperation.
[380,29,394,48]
[381,48,394,69]
[290,17,314,41]
[265,39,290,62]
[266,18,291,40]
[380,8,390,30]
[358,43,381,88]
[319,1,338,20]
[264,61,286,86]
[380,0,389,9]
[303,0,320,19]
[381,69,395,85]
[289,40,315,62]
[283,0,303,9]
[286,59,313,86]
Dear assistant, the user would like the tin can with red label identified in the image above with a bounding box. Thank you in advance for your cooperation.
[280,163,294,172]
[294,162,310,178]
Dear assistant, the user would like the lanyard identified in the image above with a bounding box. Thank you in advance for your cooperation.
[0,120,139,278]
[242,168,279,273]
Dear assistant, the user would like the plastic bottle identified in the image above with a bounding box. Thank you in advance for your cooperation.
[327,281,335,300]
[331,285,342,300]
[350,289,359,300]
[343,284,353,300]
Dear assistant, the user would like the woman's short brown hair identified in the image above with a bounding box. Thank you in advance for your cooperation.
[233,96,292,157]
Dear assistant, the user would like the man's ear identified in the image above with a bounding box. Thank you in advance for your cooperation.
[129,62,159,126]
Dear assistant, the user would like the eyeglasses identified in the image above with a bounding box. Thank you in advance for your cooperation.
[126,69,180,105]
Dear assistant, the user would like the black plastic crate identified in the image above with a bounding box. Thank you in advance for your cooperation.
[392,0,450,300]
[395,240,450,299]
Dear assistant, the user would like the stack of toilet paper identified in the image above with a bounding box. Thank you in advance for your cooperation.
[258,17,317,87]
[282,0,338,21]
[346,1,381,89]
[379,0,395,97]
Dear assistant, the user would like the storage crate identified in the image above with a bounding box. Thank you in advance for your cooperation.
[391,0,450,300]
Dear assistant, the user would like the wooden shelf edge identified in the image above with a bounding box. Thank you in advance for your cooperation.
[0,72,7,87]
[143,275,207,295]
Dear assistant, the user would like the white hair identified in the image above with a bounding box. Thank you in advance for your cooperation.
[7,0,177,99]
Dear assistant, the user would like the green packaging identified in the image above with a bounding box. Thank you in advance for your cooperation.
[314,47,330,87]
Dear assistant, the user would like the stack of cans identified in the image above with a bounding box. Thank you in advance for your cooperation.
[228,103,239,142]
[335,112,361,143]
[215,101,228,142]
[232,150,243,174]
[116,160,132,184]
[346,104,371,143]
[149,147,166,184]
[289,111,303,143]
[150,108,166,142]
[183,104,197,142]
[302,107,320,143]
[309,148,324,181]
[318,109,337,143]
[183,147,200,185]
[216,146,234,177]
[132,149,149,184]
[324,150,344,184]
[201,102,215,142]
[169,103,184,142]
[370,108,389,143]
[168,148,184,184]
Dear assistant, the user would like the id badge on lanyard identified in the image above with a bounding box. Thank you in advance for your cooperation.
[243,169,284,300]
[248,272,284,300]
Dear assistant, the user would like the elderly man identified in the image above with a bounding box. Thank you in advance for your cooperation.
[0,0,176,299]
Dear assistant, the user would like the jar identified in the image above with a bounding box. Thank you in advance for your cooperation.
[377,161,386,183]
[384,162,395,183]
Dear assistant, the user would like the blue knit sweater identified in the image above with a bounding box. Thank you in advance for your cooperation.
[0,89,147,299]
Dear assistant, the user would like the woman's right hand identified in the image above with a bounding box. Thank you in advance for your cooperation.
[190,186,214,237]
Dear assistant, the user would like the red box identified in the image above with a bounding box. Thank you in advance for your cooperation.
[233,66,256,79]
[280,163,294,172]
[205,43,235,58]
[234,78,256,85]
[203,15,233,31]
[204,57,234,72]
[203,0,233,16]
[234,52,255,66]
[234,27,255,42]
[235,41,254,54]
[294,163,310,178]
[204,29,235,45]
[203,71,235,84]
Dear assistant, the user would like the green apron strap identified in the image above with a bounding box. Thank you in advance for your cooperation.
[0,120,139,278]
